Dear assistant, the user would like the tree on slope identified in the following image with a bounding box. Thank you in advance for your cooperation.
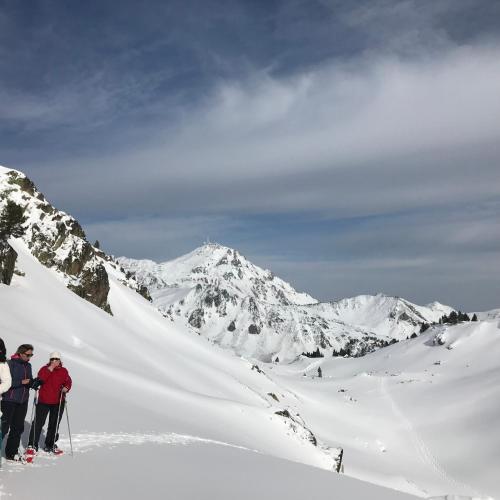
[0,200,27,240]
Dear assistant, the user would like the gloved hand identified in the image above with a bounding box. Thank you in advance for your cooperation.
[31,378,44,390]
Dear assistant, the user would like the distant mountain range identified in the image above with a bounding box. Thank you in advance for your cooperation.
[0,165,464,363]
[117,246,454,362]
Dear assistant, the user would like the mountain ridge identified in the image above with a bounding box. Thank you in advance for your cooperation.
[118,247,455,362]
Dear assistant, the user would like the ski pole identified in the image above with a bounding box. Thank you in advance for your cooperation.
[65,396,74,457]
[54,390,64,450]
[27,389,39,448]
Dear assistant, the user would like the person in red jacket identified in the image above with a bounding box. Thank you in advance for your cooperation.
[27,351,72,454]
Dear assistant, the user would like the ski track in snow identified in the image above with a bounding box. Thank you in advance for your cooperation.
[379,377,482,498]
[59,432,256,454]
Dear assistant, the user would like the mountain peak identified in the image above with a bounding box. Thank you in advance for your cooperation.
[0,165,23,176]
[0,166,149,312]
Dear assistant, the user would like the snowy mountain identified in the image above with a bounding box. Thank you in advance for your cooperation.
[118,248,454,362]
[0,166,148,313]
[1,165,498,499]
[328,295,454,337]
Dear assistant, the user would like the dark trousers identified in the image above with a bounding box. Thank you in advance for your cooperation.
[1,400,29,458]
[28,402,65,450]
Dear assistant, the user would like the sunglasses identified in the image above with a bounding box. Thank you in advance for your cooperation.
[22,353,34,357]
[50,358,60,361]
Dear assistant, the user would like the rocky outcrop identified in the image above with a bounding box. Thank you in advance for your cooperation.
[68,263,112,314]
[0,240,17,285]
[0,169,115,312]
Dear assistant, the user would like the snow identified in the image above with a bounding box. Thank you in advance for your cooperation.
[4,440,418,500]
[329,294,454,336]
[0,165,22,176]
[1,168,498,499]
[1,239,417,499]
[270,321,500,498]
[1,240,498,499]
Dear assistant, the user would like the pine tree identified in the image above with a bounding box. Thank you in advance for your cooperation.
[471,313,478,322]
[94,240,100,249]
[0,201,27,240]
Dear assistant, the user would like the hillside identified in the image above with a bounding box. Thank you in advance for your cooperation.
[0,234,418,500]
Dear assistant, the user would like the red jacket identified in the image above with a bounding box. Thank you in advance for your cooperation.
[37,364,72,404]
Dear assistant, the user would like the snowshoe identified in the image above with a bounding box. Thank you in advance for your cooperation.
[5,453,27,464]
[44,445,63,456]
[24,446,37,464]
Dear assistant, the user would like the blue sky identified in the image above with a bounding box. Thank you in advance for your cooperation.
[1,0,499,310]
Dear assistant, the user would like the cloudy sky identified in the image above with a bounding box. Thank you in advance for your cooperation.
[1,0,499,310]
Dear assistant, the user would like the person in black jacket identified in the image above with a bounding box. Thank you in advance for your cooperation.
[1,344,42,461]
[0,338,12,456]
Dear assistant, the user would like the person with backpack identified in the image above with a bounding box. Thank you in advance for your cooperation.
[27,351,72,454]
[0,339,12,458]
[1,344,42,461]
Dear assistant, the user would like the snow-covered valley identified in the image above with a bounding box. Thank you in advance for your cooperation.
[1,166,498,499]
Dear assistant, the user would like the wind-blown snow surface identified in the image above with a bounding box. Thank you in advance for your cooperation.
[0,239,418,499]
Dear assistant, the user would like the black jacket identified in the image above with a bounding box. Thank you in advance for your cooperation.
[2,356,34,404]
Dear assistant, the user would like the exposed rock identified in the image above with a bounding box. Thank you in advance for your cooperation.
[274,409,318,446]
[0,240,17,285]
[7,171,36,195]
[137,285,152,302]
[0,169,117,315]
[188,308,204,328]
[248,324,261,335]
[68,263,112,314]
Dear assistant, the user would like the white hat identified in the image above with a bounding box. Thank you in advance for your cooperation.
[50,351,62,359]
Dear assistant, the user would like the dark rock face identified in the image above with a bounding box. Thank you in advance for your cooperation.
[137,285,152,302]
[68,263,112,314]
[248,324,261,335]
[227,320,236,332]
[188,308,204,328]
[0,240,17,285]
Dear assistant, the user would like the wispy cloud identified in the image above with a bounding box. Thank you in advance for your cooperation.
[32,42,500,221]
[2,0,499,309]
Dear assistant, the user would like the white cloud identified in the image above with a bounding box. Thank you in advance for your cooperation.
[32,42,500,221]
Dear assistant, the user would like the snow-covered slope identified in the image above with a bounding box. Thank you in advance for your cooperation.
[272,320,500,499]
[1,241,496,499]
[118,249,454,362]
[328,295,454,337]
[475,308,500,321]
[0,239,416,500]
